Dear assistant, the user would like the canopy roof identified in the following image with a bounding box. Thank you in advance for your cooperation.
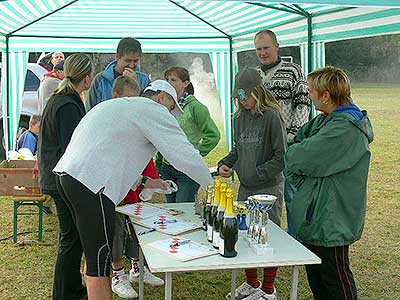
[1,0,400,52]
[1,0,400,156]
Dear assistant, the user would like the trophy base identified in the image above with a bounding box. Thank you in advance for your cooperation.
[243,236,274,256]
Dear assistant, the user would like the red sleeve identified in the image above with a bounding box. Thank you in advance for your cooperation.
[121,160,158,205]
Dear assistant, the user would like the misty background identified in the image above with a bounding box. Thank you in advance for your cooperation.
[23,33,400,127]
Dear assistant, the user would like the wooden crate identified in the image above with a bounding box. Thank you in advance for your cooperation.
[0,160,41,196]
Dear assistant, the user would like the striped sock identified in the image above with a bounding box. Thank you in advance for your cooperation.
[245,268,260,288]
[112,267,125,278]
[261,267,278,294]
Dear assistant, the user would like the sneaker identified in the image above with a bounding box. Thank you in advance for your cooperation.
[225,281,261,300]
[129,264,164,286]
[112,274,138,299]
[241,288,277,300]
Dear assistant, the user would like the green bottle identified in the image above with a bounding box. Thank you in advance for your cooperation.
[220,188,238,258]
[203,185,213,231]
[213,183,226,249]
[207,179,220,242]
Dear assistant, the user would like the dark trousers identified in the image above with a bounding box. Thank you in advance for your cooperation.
[160,163,200,203]
[47,182,86,300]
[304,244,358,300]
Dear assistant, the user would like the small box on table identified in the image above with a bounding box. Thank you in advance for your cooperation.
[0,160,41,196]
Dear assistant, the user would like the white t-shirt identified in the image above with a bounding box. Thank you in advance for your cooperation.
[54,97,213,205]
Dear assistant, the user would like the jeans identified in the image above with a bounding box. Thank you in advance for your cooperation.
[47,182,86,300]
[160,163,200,203]
[284,179,297,238]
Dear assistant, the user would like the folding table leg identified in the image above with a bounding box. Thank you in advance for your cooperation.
[290,265,300,300]
[37,201,43,242]
[13,201,19,243]
[139,247,144,300]
[165,272,172,300]
[230,269,238,300]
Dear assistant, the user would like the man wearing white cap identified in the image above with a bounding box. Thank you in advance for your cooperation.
[53,80,213,300]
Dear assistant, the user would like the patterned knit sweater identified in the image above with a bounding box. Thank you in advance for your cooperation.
[257,61,310,142]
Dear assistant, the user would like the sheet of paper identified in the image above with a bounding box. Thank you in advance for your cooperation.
[147,237,218,262]
[116,203,169,220]
[136,214,201,235]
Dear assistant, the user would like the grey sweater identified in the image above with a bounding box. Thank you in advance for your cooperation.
[219,109,287,188]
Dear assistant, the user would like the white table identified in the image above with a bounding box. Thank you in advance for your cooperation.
[127,203,320,300]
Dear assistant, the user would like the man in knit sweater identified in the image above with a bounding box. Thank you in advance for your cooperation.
[254,30,311,238]
[255,29,310,142]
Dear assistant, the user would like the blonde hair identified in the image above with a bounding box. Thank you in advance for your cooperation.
[235,84,281,117]
[29,114,41,126]
[307,66,352,106]
[54,54,94,96]
[112,75,140,97]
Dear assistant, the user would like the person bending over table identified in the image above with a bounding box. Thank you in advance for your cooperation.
[109,75,164,299]
[53,79,213,300]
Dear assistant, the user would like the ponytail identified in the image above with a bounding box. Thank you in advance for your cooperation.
[54,54,94,96]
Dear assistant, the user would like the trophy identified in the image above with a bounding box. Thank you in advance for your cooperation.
[245,194,277,255]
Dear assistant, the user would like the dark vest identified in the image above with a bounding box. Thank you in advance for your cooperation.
[38,91,85,192]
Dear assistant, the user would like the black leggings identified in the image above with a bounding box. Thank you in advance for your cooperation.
[57,173,115,277]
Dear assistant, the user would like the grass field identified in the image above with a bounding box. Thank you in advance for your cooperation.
[0,83,399,300]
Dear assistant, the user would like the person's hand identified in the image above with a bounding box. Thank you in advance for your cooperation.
[32,160,39,179]
[218,165,233,178]
[144,178,168,190]
[122,67,138,81]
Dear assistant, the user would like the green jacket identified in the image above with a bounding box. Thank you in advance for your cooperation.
[156,95,220,168]
[285,110,374,247]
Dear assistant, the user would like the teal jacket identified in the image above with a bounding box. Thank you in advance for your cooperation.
[285,108,374,247]
[156,95,220,167]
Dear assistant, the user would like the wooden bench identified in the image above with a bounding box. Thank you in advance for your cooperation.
[13,195,46,243]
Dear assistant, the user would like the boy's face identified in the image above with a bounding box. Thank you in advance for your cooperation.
[31,122,40,135]
[115,51,140,74]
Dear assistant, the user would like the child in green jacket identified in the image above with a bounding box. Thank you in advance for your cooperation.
[157,67,220,203]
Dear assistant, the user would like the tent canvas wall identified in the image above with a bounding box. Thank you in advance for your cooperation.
[1,0,400,157]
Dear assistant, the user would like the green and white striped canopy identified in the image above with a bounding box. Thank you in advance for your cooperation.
[1,0,400,155]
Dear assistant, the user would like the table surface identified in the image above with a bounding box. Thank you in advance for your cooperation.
[132,203,320,273]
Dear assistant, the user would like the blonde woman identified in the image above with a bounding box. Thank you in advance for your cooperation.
[218,68,286,300]
[38,53,94,300]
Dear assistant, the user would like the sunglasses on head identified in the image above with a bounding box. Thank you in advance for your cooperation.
[235,88,249,102]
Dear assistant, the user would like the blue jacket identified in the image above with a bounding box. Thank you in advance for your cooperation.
[85,60,150,111]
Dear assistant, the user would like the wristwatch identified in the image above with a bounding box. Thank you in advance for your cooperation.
[140,176,150,189]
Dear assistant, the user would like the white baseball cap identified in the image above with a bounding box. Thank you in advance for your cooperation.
[143,80,183,117]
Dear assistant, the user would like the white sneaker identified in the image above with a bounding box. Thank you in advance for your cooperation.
[241,288,277,300]
[129,263,164,286]
[225,281,261,300]
[112,274,138,299]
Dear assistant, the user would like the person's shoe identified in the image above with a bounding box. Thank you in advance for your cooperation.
[129,264,164,286]
[241,288,277,300]
[111,274,138,299]
[225,281,261,300]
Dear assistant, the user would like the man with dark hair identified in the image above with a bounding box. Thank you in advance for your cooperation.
[86,37,150,111]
